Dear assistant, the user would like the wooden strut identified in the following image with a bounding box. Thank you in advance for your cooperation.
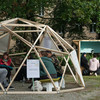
[0,33,9,40]
[1,24,84,93]
[3,25,59,93]
[3,24,43,27]
[33,47,58,92]
[5,26,46,91]
[47,26,74,50]
[46,27,81,86]
[67,63,78,83]
[18,18,34,25]
[47,27,69,54]
[59,56,69,90]
[18,18,45,30]
[40,27,82,88]
[19,18,45,28]
[35,46,68,55]
[6,87,85,94]
[12,30,41,33]
[3,25,59,92]
[0,29,7,32]
[0,83,5,92]
[38,30,70,90]
[1,18,18,24]
[59,87,84,93]
[7,33,11,52]
[46,29,60,51]
[2,25,32,47]
[9,51,35,56]
[48,27,85,87]
[46,31,65,65]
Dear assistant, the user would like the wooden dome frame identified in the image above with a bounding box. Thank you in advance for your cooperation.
[0,18,85,94]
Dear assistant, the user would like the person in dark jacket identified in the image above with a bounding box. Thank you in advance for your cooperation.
[39,51,57,79]
[81,53,90,75]
[81,53,89,70]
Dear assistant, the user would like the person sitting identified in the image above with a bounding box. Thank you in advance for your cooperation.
[89,54,99,76]
[28,51,57,89]
[81,53,90,75]
[46,50,63,77]
[39,51,57,79]
[0,68,14,89]
[0,52,13,82]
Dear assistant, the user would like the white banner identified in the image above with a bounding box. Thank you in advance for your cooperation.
[70,50,85,87]
[27,59,40,78]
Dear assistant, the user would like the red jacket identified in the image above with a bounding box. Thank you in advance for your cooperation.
[0,58,11,66]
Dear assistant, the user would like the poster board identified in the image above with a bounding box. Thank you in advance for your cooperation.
[27,59,40,78]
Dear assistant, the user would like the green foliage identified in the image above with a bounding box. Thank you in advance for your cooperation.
[0,0,100,34]
[0,0,100,52]
[50,0,100,36]
[0,0,54,21]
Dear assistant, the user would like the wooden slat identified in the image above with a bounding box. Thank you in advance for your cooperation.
[0,33,9,39]
[59,87,85,93]
[13,30,41,33]
[4,24,38,27]
[35,46,68,55]
[73,40,100,42]
[7,91,57,94]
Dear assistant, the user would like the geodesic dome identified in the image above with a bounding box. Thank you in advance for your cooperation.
[0,18,85,94]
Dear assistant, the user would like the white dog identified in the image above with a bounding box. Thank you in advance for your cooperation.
[31,80,43,91]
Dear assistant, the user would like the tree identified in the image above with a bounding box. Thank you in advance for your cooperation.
[50,0,100,37]
[0,0,55,52]
[0,0,100,38]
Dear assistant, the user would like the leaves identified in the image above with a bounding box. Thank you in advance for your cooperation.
[51,0,100,36]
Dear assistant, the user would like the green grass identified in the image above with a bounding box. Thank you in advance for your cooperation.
[83,75,100,81]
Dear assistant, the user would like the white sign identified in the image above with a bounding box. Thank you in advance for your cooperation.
[27,59,40,78]
[70,50,85,87]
